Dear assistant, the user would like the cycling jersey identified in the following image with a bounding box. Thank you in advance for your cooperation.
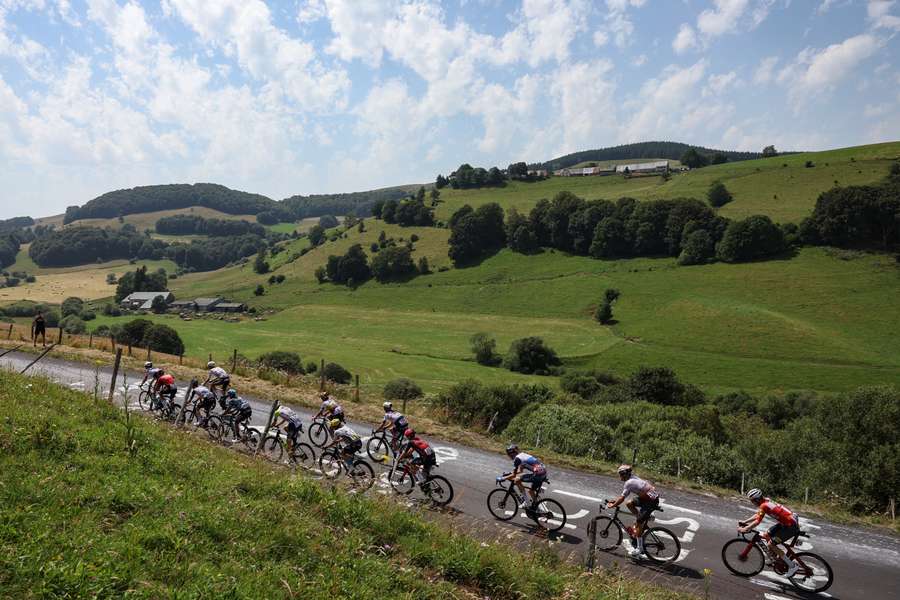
[513,452,546,475]
[226,397,251,413]
[278,406,302,426]
[321,399,343,416]
[384,410,408,430]
[192,385,214,399]
[208,367,229,380]
[409,437,435,459]
[621,475,659,502]
[334,425,361,444]
[157,374,175,387]
[757,499,797,527]
[148,368,163,380]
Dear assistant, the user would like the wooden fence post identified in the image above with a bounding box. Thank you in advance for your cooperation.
[6,323,12,339]
[232,348,238,374]
[208,352,213,362]
[146,346,151,361]
[255,399,280,454]
[319,358,325,391]
[127,343,132,357]
[108,348,123,403]
[354,374,360,403]
[111,335,116,351]
[179,353,183,365]
[89,333,93,348]
[57,328,63,344]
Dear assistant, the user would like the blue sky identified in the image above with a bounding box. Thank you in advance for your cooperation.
[1,0,898,219]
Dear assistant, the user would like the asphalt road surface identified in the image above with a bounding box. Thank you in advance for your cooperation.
[2,351,898,600]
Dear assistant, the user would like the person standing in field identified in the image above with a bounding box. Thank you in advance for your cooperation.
[31,313,46,347]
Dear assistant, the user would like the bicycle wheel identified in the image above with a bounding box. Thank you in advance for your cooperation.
[166,403,181,423]
[533,499,567,532]
[290,443,317,469]
[789,552,833,593]
[308,422,329,447]
[349,460,375,490]
[389,466,415,494]
[240,428,260,451]
[205,415,223,441]
[263,435,284,462]
[486,489,519,521]
[319,450,343,479]
[137,390,150,411]
[721,538,765,577]
[182,405,196,426]
[422,475,454,507]
[642,527,681,564]
[366,436,390,462]
[592,516,623,552]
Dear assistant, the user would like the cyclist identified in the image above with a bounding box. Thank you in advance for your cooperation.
[313,391,345,424]
[374,401,409,451]
[153,370,178,410]
[204,361,231,402]
[739,489,801,578]
[397,428,436,482]
[272,404,304,455]
[222,389,252,443]
[500,444,547,507]
[141,361,161,387]
[324,418,362,470]
[186,379,216,426]
[607,465,660,558]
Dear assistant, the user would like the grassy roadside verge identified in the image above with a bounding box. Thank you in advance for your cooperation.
[0,369,692,599]
[3,339,897,536]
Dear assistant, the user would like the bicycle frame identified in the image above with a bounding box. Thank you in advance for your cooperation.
[739,529,802,564]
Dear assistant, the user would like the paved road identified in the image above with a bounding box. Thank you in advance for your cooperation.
[3,351,898,600]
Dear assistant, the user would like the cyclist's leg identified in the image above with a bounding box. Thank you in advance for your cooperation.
[516,474,532,501]
[528,474,545,505]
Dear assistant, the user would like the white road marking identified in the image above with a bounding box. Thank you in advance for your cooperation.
[553,489,603,503]
[567,509,590,520]
[655,516,700,543]
[434,446,458,462]
[659,501,701,515]
[764,593,794,600]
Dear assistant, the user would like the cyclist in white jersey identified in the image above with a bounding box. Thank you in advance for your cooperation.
[272,405,304,454]
[203,361,231,402]
[499,444,547,506]
[607,465,660,558]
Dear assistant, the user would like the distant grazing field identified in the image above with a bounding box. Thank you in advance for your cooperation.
[438,142,900,223]
[35,206,261,232]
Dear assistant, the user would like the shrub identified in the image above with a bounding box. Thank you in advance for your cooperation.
[503,337,561,375]
[25,275,36,283]
[151,295,168,314]
[417,256,430,274]
[716,215,786,262]
[92,324,111,336]
[371,246,416,282]
[594,301,613,324]
[305,360,318,374]
[254,284,265,296]
[410,234,419,242]
[678,229,715,265]
[81,310,96,321]
[432,380,554,432]
[626,366,703,406]
[560,370,619,400]
[59,315,86,334]
[383,378,424,401]
[258,351,304,375]
[470,332,501,366]
[115,318,154,346]
[142,323,185,355]
[61,297,85,318]
[603,288,620,303]
[323,362,351,384]
[707,182,733,208]
[4,277,19,287]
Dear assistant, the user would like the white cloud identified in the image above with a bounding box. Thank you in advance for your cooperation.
[816,0,840,14]
[868,0,900,30]
[753,55,779,84]
[593,30,609,46]
[778,33,882,108]
[697,0,750,37]
[863,102,893,117]
[704,70,740,96]
[548,60,618,153]
[622,60,708,142]
[672,23,698,53]
[632,54,647,66]
[297,0,326,23]
[597,0,648,49]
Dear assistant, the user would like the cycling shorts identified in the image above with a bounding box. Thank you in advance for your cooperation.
[412,454,436,468]
[197,396,216,411]
[236,407,252,420]
[286,421,302,441]
[520,472,546,491]
[159,385,177,398]
[341,439,362,455]
[767,521,800,544]
[634,497,660,524]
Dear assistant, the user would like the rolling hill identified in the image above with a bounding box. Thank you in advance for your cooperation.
[538,140,764,171]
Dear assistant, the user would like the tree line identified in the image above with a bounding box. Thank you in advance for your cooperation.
[434,163,548,191]
[540,141,765,172]
[155,214,266,237]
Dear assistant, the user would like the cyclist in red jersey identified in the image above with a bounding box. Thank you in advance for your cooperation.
[739,488,801,577]
[153,371,177,407]
[397,429,436,481]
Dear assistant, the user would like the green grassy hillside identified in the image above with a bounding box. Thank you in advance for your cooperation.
[438,142,900,223]
[0,371,681,599]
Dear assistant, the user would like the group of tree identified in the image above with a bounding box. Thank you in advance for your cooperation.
[29,225,168,268]
[155,214,266,237]
[469,333,561,376]
[57,296,98,334]
[372,196,434,227]
[103,318,185,355]
[114,265,169,302]
[447,203,506,265]
[281,187,411,219]
[319,244,371,286]
[505,162,546,182]
[594,288,620,324]
[540,141,764,172]
[166,234,266,271]
[0,236,18,269]
[63,183,277,224]
[436,164,505,190]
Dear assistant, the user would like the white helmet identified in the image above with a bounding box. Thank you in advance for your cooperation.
[617,464,633,477]
[144,361,153,368]
[747,488,764,502]
[382,401,393,411]
[207,361,216,369]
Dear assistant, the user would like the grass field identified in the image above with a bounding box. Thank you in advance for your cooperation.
[437,141,900,223]
[0,371,683,599]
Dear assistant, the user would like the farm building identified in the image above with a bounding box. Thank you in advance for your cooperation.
[194,297,223,312]
[169,297,246,313]
[214,302,246,313]
[120,291,174,310]
[615,160,670,175]
[169,299,198,311]
[553,166,616,177]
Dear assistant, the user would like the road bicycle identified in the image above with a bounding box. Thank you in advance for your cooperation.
[366,429,401,463]
[136,382,154,411]
[308,416,335,448]
[210,412,259,451]
[586,500,681,565]
[388,458,454,506]
[721,528,833,593]
[261,426,317,469]
[318,446,375,490]
[486,472,567,532]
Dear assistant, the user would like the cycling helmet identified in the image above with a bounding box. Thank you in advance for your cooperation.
[190,378,199,387]
[207,361,216,369]
[747,488,764,502]
[319,391,329,400]
[617,464,633,477]
[383,401,393,411]
[505,444,519,456]
[403,428,415,439]
[144,361,153,369]
[329,418,342,430]
[226,389,237,399]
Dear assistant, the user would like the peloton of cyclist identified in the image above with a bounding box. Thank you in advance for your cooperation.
[374,402,409,451]
[152,369,177,409]
[607,465,660,558]
[313,391,345,424]
[739,488,801,578]
[397,428,436,482]
[221,389,252,442]
[500,444,547,507]
[204,361,231,404]
[186,379,217,426]
[324,418,362,470]
[272,404,304,455]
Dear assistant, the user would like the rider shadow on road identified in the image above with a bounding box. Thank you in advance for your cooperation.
[502,520,584,546]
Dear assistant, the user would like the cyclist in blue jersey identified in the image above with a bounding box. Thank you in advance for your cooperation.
[499,444,547,507]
